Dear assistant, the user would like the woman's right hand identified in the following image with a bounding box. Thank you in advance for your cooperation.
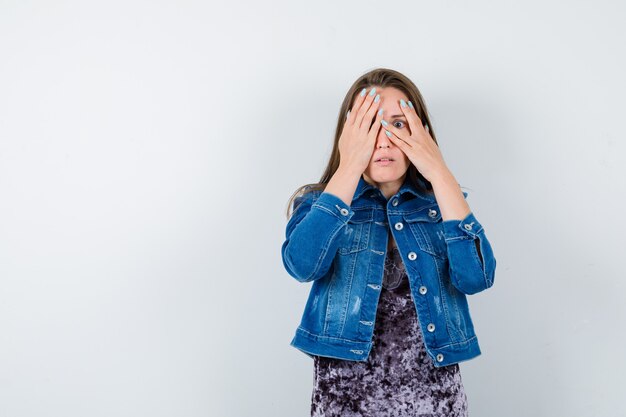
[338,86,383,175]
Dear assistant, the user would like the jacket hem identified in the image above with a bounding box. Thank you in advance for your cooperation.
[290,327,372,362]
[290,326,483,367]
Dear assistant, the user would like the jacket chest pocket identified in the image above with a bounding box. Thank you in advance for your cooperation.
[403,205,448,259]
[337,208,373,255]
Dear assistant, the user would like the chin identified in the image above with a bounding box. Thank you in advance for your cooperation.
[364,169,405,183]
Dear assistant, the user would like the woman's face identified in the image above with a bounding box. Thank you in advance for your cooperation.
[362,87,412,192]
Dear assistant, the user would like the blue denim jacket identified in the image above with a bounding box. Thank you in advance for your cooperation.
[281,174,496,367]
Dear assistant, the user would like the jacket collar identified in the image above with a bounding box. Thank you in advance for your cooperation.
[353,174,437,203]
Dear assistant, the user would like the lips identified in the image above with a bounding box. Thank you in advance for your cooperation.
[374,157,394,162]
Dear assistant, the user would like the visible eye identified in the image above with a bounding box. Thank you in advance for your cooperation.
[393,120,405,128]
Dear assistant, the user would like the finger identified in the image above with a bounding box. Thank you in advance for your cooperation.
[400,99,425,137]
[346,87,368,126]
[367,106,385,141]
[364,96,382,133]
[385,129,410,149]
[346,92,362,125]
[356,87,379,130]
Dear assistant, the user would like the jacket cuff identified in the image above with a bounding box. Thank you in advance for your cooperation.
[442,211,483,241]
[311,191,355,222]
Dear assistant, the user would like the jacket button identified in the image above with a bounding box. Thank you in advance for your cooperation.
[464,222,474,230]
[436,353,444,362]
[408,252,417,260]
[394,222,403,230]
[419,286,427,295]
[427,323,435,332]
[340,208,349,216]
[392,198,399,206]
[428,209,437,218]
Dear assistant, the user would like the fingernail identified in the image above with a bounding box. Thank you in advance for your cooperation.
[400,99,407,108]
[374,94,380,103]
[369,87,377,96]
[381,119,388,127]
[385,130,392,137]
[377,108,383,117]
[346,109,351,119]
[360,88,367,97]
[408,101,414,109]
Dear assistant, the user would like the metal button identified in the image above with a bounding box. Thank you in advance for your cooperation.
[340,208,349,216]
[419,286,427,295]
[408,252,417,260]
[392,198,399,206]
[464,222,474,230]
[436,353,444,362]
[428,209,437,218]
[394,222,403,231]
[427,323,435,332]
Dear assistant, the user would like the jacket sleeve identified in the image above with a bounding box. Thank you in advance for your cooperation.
[441,201,497,295]
[281,190,355,283]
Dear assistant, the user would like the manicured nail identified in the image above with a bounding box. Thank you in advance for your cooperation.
[369,87,377,96]
[408,101,414,109]
[346,109,350,119]
[381,119,388,127]
[400,99,407,108]
[377,108,383,117]
[374,94,380,103]
[360,88,367,97]
[385,130,392,137]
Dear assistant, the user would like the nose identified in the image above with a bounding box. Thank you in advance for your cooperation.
[376,126,392,149]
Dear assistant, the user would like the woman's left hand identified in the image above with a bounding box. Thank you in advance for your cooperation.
[382,99,450,183]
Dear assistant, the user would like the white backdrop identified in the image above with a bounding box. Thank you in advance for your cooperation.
[1,1,625,416]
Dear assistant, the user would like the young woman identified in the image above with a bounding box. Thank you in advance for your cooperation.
[281,68,497,417]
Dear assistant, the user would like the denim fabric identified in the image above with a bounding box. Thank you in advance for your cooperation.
[281,174,496,367]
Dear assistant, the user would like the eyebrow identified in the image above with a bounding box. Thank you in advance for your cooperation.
[388,114,406,118]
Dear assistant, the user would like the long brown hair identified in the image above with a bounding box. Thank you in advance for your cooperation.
[285,67,439,219]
